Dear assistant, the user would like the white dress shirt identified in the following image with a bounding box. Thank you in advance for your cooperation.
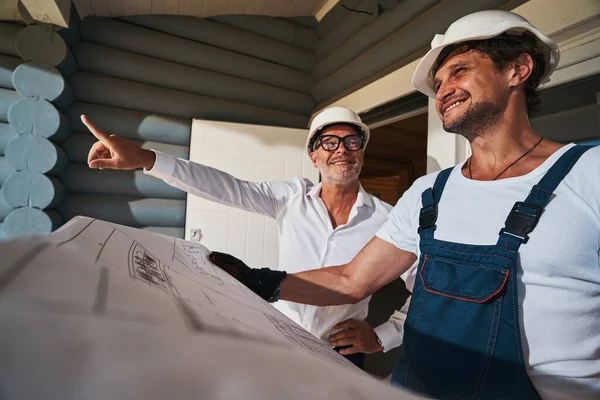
[145,151,393,342]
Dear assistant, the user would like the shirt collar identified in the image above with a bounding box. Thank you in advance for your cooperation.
[307,182,374,209]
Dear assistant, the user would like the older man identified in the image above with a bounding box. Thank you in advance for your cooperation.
[210,10,600,399]
[83,106,410,368]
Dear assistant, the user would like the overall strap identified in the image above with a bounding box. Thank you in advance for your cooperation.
[418,167,453,239]
[498,145,592,252]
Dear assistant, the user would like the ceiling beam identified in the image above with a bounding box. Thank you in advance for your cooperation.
[315,0,341,21]
[18,0,71,28]
[0,0,21,22]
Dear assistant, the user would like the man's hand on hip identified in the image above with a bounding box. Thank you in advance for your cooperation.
[209,252,286,303]
[329,319,383,355]
[82,114,156,171]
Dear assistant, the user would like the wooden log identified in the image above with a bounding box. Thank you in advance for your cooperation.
[7,98,70,141]
[0,192,11,221]
[3,207,63,237]
[0,156,14,185]
[79,17,313,94]
[57,4,81,47]
[67,102,191,146]
[14,24,77,77]
[317,0,362,38]
[312,0,504,103]
[59,164,186,200]
[314,0,437,82]
[73,41,313,115]
[140,226,184,239]
[0,122,18,155]
[0,22,21,57]
[0,54,20,89]
[2,170,65,208]
[69,72,308,128]
[58,194,186,227]
[123,15,315,72]
[5,134,68,174]
[315,0,374,61]
[211,15,317,51]
[12,61,74,110]
[0,88,21,122]
[62,132,189,164]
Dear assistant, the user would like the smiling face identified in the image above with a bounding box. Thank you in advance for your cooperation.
[309,124,364,186]
[433,47,510,141]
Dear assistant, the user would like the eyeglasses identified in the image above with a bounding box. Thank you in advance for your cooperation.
[316,135,365,152]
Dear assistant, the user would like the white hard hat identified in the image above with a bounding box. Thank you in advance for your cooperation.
[306,106,370,155]
[412,10,560,98]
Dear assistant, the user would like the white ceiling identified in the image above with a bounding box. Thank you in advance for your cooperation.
[73,0,340,21]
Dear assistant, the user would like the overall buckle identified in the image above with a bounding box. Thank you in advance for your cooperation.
[499,202,544,243]
[418,205,437,232]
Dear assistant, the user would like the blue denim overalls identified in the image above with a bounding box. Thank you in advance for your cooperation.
[392,145,591,399]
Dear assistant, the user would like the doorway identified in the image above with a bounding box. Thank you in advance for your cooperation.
[359,111,428,378]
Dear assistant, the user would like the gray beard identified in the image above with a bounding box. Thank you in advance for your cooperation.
[318,161,362,186]
[443,101,503,142]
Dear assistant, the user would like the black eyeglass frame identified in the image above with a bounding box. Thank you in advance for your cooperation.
[314,134,365,152]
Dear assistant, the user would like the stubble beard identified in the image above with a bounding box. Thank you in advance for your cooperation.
[443,100,503,142]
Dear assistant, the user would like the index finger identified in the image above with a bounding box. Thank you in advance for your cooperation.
[81,114,110,143]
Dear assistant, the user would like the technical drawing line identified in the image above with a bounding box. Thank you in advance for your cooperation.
[95,229,116,264]
[55,218,96,247]
[172,237,176,261]
[0,242,51,297]
[176,299,204,332]
[93,266,109,315]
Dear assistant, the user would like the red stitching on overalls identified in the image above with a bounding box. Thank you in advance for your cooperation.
[509,265,540,397]
[419,258,509,302]
[414,255,428,328]
[474,296,504,400]
[421,246,515,262]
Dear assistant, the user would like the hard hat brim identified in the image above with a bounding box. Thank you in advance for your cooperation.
[412,25,560,98]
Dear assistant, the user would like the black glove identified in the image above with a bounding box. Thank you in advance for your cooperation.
[209,252,287,303]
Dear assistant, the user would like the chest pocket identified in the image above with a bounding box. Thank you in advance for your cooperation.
[419,254,509,303]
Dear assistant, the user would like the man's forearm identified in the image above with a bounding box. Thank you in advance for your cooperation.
[279,265,365,306]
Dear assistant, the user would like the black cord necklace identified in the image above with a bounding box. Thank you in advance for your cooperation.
[468,137,544,181]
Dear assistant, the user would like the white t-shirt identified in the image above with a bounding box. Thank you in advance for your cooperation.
[376,144,600,400]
